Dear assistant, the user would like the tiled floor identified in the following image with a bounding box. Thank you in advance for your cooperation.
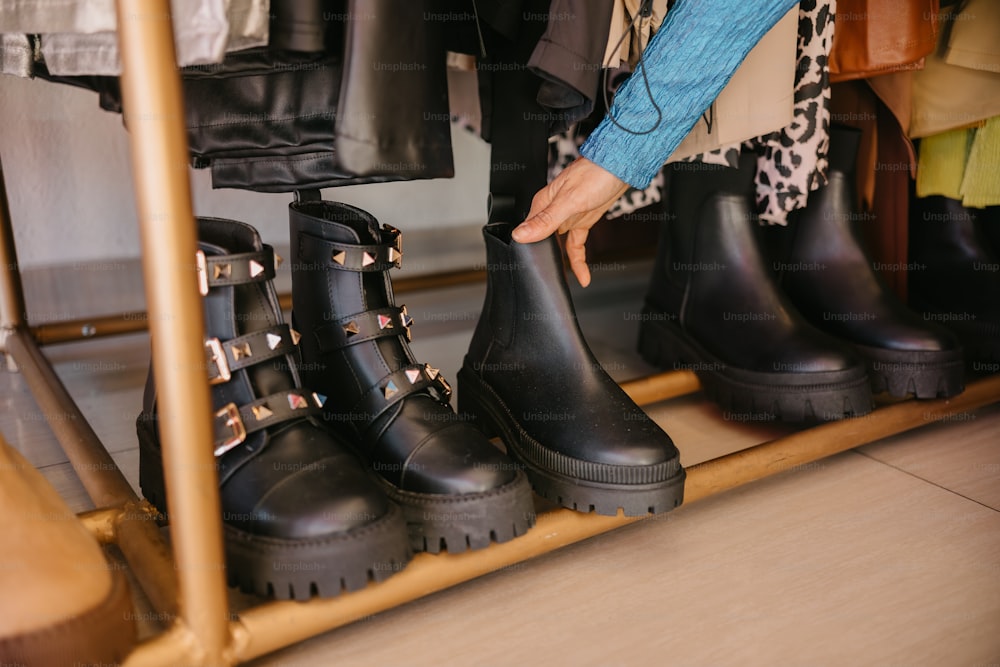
[2,247,998,666]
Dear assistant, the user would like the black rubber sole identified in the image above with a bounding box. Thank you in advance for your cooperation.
[137,417,412,601]
[457,367,685,517]
[378,471,536,554]
[856,343,965,399]
[638,313,873,423]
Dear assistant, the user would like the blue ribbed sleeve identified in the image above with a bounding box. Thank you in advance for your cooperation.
[580,0,800,189]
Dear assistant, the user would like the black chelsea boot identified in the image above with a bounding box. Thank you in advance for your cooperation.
[459,223,685,516]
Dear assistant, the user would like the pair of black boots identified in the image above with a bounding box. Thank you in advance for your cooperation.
[138,200,684,600]
[639,127,965,422]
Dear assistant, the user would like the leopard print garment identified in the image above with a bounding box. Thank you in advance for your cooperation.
[548,0,836,225]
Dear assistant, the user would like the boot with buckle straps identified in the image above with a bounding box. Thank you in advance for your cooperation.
[137,216,411,600]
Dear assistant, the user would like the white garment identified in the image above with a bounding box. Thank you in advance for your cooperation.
[0,0,268,76]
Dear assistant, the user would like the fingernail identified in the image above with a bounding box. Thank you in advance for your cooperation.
[511,226,525,242]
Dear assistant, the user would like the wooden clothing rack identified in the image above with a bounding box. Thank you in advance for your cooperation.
[0,2,998,664]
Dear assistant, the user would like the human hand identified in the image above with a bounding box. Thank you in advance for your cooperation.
[511,156,629,287]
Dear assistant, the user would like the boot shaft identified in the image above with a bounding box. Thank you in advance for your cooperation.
[143,217,297,420]
[647,154,757,314]
[467,223,590,371]
[289,200,414,405]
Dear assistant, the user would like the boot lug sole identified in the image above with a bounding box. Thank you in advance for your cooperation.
[457,367,686,517]
[376,472,537,554]
[853,344,965,399]
[137,417,411,601]
[638,313,874,422]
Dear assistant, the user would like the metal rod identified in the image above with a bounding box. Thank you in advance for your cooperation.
[78,506,125,543]
[115,501,181,618]
[228,375,1000,662]
[114,1,231,662]
[78,501,180,618]
[0,155,27,350]
[4,329,137,507]
[621,369,700,404]
[31,269,490,346]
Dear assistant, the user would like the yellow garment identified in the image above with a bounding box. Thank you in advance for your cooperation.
[917,116,1000,208]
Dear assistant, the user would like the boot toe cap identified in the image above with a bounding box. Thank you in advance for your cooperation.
[397,424,518,495]
[225,457,394,540]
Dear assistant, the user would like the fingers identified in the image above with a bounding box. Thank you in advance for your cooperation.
[565,228,591,288]
[511,189,571,244]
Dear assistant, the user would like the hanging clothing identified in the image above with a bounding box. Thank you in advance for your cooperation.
[917,116,1000,208]
[579,0,800,189]
[687,0,837,225]
[910,0,1000,138]
[0,0,268,76]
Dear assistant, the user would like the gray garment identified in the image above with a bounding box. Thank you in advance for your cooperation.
[0,0,268,76]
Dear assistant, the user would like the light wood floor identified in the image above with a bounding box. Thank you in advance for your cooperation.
[3,252,998,667]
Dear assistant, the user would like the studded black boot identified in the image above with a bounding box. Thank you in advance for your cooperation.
[289,200,535,553]
[459,223,686,517]
[137,217,411,600]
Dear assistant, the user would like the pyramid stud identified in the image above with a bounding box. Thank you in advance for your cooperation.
[290,329,301,345]
[231,343,252,360]
[288,393,309,410]
[249,259,265,277]
[266,333,282,350]
[388,247,402,264]
[405,369,422,384]
[251,404,273,421]
[332,251,346,265]
[400,305,414,329]
[312,392,327,407]
[377,314,394,330]
[383,380,399,400]
[273,253,284,270]
[424,365,440,380]
[343,321,360,337]
[213,263,232,280]
[362,252,376,267]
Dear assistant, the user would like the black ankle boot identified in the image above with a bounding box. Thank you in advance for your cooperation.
[909,196,1000,368]
[458,223,685,516]
[758,127,964,398]
[289,201,535,553]
[639,154,872,422]
[137,217,411,600]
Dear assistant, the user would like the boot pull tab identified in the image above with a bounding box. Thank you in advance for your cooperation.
[294,189,323,203]
[488,193,518,224]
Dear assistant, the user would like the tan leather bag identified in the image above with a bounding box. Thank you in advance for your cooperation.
[829,0,939,82]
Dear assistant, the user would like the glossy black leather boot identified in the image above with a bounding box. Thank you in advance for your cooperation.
[909,196,1000,369]
[137,218,410,600]
[760,127,964,398]
[640,154,872,422]
[459,223,685,516]
[289,200,535,553]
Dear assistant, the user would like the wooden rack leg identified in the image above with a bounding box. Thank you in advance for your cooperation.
[114,1,231,664]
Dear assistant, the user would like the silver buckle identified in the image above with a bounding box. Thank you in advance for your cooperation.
[205,338,231,385]
[195,250,209,296]
[213,403,246,457]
